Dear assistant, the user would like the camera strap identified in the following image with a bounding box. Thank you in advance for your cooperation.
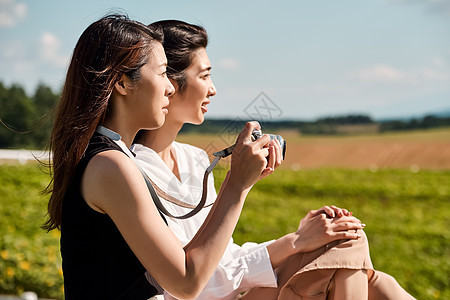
[96,126,233,219]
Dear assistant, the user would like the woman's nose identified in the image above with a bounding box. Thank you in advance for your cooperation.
[208,83,216,97]
[166,80,175,97]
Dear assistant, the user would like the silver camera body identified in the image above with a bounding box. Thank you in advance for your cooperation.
[252,129,286,160]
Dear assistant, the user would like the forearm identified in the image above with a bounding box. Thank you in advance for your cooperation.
[266,233,298,269]
[183,174,250,295]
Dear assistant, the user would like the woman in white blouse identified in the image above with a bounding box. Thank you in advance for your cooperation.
[132,20,415,300]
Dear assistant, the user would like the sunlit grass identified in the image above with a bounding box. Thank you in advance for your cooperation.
[0,164,449,299]
[0,164,63,299]
[215,168,450,300]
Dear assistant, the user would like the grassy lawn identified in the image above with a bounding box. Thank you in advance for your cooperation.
[0,164,63,299]
[0,164,449,299]
[214,167,450,299]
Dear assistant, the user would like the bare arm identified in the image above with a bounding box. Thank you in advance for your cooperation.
[82,122,271,299]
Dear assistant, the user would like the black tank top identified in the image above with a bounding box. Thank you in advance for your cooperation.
[61,133,161,299]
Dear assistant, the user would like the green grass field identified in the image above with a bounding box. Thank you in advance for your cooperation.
[0,164,449,299]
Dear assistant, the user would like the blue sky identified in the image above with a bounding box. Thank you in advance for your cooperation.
[1,0,449,120]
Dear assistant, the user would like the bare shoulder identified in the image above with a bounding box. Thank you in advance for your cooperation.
[86,149,136,177]
[81,149,143,213]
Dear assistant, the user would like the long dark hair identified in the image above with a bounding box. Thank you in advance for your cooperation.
[43,14,163,231]
[150,20,208,92]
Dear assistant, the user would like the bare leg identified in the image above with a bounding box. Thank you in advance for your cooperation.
[368,270,416,300]
[329,269,368,300]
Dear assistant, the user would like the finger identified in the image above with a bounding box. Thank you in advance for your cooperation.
[335,206,352,216]
[333,222,366,232]
[266,145,276,170]
[272,140,283,167]
[310,207,332,218]
[305,209,319,219]
[331,231,362,240]
[253,134,271,148]
[307,209,324,218]
[342,208,352,216]
[305,213,328,224]
[259,147,270,158]
[332,216,362,224]
[260,166,274,179]
[330,205,344,217]
[331,205,353,217]
[237,121,261,142]
[321,206,335,218]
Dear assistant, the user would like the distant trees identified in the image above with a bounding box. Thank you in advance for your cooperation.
[379,115,450,132]
[297,115,375,135]
[180,115,377,135]
[181,113,450,136]
[0,81,59,149]
[1,80,450,149]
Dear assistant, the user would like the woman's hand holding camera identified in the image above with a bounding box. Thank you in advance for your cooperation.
[228,122,282,191]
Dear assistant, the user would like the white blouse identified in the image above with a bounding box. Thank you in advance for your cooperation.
[132,141,277,300]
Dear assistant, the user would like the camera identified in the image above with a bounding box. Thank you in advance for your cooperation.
[252,129,286,160]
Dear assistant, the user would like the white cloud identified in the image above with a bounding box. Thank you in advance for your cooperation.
[0,32,69,94]
[351,65,406,82]
[349,64,450,83]
[39,32,70,68]
[218,58,240,70]
[0,0,27,28]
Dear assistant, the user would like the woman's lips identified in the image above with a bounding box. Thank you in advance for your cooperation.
[162,101,170,114]
[201,101,210,112]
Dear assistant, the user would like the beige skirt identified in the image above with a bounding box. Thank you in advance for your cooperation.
[276,229,373,299]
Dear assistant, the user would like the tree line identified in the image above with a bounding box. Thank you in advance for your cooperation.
[0,82,58,149]
[181,114,450,135]
[1,81,449,149]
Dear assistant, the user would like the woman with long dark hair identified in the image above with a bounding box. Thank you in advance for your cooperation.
[44,14,276,299]
[133,20,416,299]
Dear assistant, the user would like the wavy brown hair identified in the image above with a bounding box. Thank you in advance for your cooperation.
[43,14,163,231]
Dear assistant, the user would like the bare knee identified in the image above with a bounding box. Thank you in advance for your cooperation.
[332,269,368,300]
[368,271,414,300]
[370,271,398,285]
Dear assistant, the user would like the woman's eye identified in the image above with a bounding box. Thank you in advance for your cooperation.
[202,73,211,79]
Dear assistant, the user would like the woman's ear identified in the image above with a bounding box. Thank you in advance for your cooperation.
[114,74,130,96]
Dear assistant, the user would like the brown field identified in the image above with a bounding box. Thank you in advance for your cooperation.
[176,127,450,170]
[2,128,448,170]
